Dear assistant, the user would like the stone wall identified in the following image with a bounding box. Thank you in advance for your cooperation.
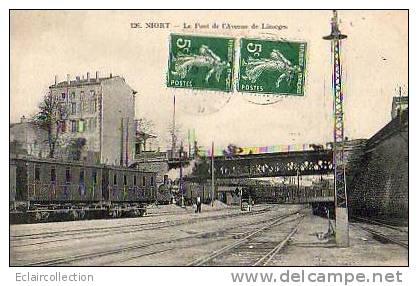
[348,111,408,220]
[133,159,169,186]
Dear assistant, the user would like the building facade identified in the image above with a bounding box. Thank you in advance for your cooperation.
[49,72,136,166]
[391,96,408,119]
[10,116,49,158]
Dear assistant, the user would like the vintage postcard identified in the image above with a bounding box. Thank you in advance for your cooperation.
[9,10,408,270]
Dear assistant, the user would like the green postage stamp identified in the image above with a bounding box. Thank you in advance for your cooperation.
[167,34,235,92]
[238,38,307,96]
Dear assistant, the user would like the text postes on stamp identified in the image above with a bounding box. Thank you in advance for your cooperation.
[238,38,307,96]
[167,34,235,92]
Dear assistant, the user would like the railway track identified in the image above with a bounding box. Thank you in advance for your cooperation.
[188,212,304,266]
[11,206,273,248]
[352,216,408,249]
[14,207,301,266]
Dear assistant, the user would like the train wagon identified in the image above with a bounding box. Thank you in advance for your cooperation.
[10,156,160,223]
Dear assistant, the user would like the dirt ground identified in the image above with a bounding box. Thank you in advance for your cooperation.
[270,214,408,266]
[10,204,408,266]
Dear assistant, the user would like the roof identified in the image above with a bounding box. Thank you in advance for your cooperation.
[392,96,409,104]
[49,75,137,95]
[136,130,157,139]
[49,75,130,89]
[10,156,157,173]
[10,120,40,129]
[49,77,106,88]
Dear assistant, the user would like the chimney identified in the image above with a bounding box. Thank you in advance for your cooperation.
[67,74,71,85]
[87,72,90,82]
[76,76,80,82]
[54,75,58,86]
[95,71,99,81]
[110,73,113,78]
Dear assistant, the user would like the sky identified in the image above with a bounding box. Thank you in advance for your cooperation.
[10,10,408,150]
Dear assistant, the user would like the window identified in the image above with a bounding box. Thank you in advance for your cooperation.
[71,91,76,100]
[133,175,137,186]
[84,120,89,132]
[92,170,97,185]
[65,168,71,183]
[71,120,77,133]
[135,143,141,155]
[142,176,146,187]
[58,120,66,133]
[113,174,117,185]
[71,102,76,115]
[50,168,56,183]
[61,92,66,100]
[78,120,85,132]
[80,91,84,99]
[34,165,40,181]
[151,176,154,186]
[79,169,85,183]
[92,99,97,112]
[90,90,95,97]
[123,174,127,186]
[90,118,96,131]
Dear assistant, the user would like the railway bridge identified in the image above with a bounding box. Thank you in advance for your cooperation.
[189,149,334,179]
[180,140,365,204]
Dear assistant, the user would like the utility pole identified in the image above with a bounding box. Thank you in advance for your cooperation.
[120,117,124,166]
[297,169,300,203]
[172,95,176,158]
[211,141,215,206]
[180,141,184,207]
[323,10,349,247]
[125,118,129,167]
[188,129,191,159]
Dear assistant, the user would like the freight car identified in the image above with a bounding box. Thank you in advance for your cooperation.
[9,156,170,223]
[183,181,213,204]
[179,180,333,205]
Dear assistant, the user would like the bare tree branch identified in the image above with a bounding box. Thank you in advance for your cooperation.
[32,92,68,158]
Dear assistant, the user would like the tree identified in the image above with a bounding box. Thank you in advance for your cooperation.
[33,92,68,158]
[136,117,156,153]
[223,144,244,157]
[136,117,155,135]
[166,120,183,154]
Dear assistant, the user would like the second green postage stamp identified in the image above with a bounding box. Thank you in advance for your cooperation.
[238,38,307,96]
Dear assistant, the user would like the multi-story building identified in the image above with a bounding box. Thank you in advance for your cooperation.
[10,116,49,158]
[49,72,136,166]
[391,96,408,119]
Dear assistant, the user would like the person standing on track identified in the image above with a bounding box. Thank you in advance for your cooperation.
[196,196,202,213]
